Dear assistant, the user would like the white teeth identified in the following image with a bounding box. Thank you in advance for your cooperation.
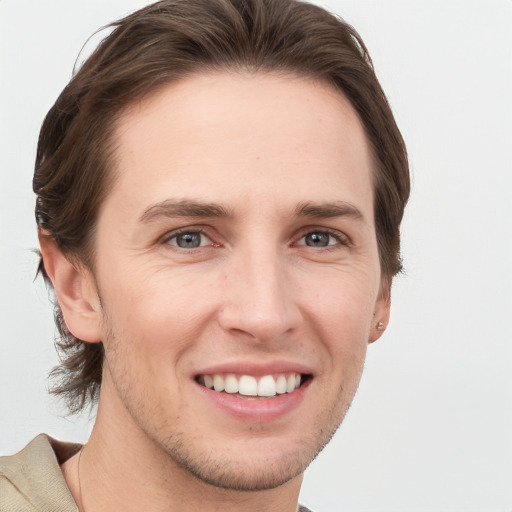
[276,375,287,394]
[258,375,276,397]
[286,374,296,393]
[213,374,224,392]
[239,375,258,396]
[201,373,304,397]
[224,374,239,394]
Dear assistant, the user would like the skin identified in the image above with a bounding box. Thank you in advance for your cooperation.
[43,71,390,512]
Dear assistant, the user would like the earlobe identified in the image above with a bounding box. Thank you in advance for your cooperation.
[38,231,102,343]
[369,282,391,344]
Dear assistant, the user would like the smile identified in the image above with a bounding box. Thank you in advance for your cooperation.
[196,373,306,398]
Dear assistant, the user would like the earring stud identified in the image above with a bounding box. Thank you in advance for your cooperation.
[376,321,384,330]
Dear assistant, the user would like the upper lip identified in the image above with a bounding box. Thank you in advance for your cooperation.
[194,360,314,378]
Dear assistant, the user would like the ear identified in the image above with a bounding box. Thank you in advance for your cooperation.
[39,231,102,343]
[369,279,391,344]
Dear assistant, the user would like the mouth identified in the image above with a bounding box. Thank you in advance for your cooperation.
[195,373,311,399]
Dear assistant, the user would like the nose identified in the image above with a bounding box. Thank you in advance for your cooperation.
[217,246,302,343]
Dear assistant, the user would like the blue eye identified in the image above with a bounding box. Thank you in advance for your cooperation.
[299,231,341,248]
[168,231,209,249]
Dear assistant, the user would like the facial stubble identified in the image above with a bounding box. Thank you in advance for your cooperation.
[99,299,361,493]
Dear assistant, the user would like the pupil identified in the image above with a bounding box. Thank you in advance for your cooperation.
[306,233,329,247]
[177,233,201,248]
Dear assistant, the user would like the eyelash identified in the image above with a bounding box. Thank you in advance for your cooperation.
[294,228,351,250]
[161,228,215,249]
[160,226,350,252]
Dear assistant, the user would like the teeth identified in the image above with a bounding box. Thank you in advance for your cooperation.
[213,374,225,392]
[239,375,258,396]
[286,374,296,393]
[276,375,287,394]
[201,373,303,397]
[258,375,276,397]
[225,374,239,394]
[204,375,214,389]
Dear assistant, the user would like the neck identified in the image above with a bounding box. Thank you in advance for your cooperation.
[63,389,303,512]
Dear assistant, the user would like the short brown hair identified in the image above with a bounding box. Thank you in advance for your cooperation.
[34,0,410,413]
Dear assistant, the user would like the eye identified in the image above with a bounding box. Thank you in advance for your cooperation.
[166,230,211,249]
[297,230,345,248]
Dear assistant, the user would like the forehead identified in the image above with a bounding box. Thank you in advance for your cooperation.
[106,71,374,221]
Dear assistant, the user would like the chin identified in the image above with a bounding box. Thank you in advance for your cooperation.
[170,447,308,491]
[160,420,340,492]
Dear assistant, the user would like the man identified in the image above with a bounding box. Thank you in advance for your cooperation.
[0,0,409,510]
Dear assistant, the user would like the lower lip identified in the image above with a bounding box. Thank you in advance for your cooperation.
[195,379,311,423]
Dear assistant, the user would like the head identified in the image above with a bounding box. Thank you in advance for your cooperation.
[35,0,409,492]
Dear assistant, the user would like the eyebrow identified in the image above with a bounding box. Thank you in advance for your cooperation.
[294,201,364,221]
[139,198,364,224]
[139,199,232,223]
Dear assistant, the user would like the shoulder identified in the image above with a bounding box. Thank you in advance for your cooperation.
[0,434,80,512]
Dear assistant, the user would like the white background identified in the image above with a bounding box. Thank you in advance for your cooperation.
[1,1,511,511]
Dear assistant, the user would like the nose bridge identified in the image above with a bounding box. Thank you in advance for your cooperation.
[219,239,300,341]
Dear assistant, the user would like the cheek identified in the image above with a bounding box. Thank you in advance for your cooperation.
[305,265,379,332]
[102,259,215,319]
[99,269,227,395]
[302,266,378,379]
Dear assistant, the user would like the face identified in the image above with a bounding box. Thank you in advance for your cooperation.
[83,72,389,490]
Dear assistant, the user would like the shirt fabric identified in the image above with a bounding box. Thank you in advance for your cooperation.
[0,435,313,511]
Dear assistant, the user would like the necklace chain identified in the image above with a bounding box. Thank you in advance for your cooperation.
[76,446,86,512]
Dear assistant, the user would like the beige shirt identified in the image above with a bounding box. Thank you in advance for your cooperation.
[0,435,313,512]
[0,434,80,512]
